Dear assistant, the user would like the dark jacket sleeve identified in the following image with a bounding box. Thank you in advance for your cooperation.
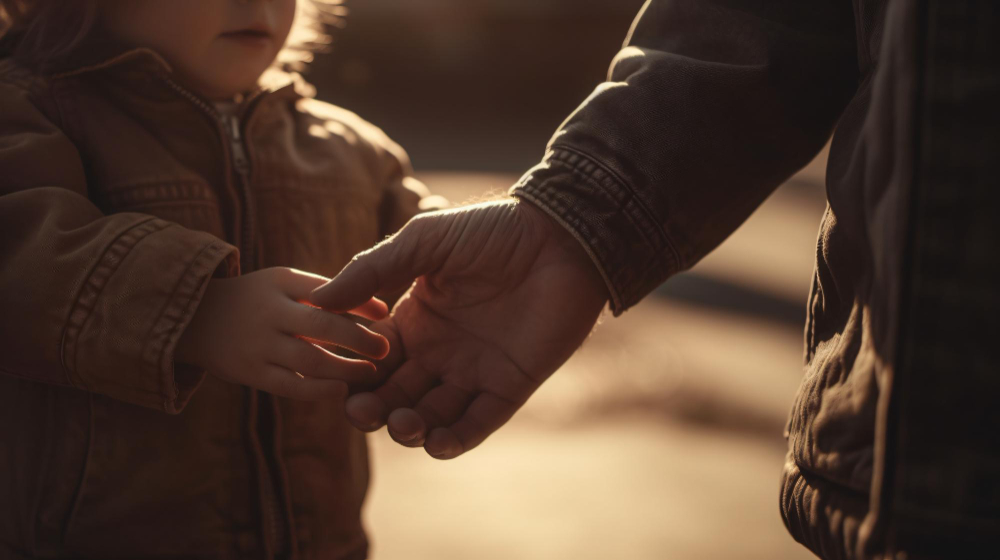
[511,0,858,314]
[0,82,239,413]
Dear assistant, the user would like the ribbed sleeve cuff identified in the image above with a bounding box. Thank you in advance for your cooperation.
[62,218,238,413]
[510,148,680,315]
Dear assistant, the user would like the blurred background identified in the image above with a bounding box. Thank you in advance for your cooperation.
[310,1,826,558]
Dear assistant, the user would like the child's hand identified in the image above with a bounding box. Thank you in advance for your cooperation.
[176,267,390,400]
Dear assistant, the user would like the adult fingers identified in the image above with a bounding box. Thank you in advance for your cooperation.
[348,297,390,322]
[272,336,377,385]
[277,268,330,300]
[370,318,405,375]
[345,393,389,432]
[285,303,389,360]
[343,359,438,435]
[254,364,349,401]
[309,215,445,312]
[423,393,519,460]
[277,267,390,321]
[386,383,475,446]
[386,409,427,447]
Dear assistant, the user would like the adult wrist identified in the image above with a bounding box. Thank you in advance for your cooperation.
[514,197,611,309]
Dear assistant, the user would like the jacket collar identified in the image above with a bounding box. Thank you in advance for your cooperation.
[52,46,171,80]
[50,43,309,104]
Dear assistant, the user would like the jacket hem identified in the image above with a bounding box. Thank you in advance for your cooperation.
[147,233,239,414]
[780,455,871,560]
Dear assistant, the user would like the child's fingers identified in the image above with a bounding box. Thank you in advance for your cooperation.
[423,393,519,460]
[278,268,331,301]
[349,297,390,321]
[255,364,348,401]
[272,337,377,385]
[285,303,389,359]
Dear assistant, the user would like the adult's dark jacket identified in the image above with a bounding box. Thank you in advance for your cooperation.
[512,0,1000,558]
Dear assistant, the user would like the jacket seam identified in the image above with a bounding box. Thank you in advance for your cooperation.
[0,365,71,385]
[102,180,220,204]
[151,232,214,409]
[60,393,95,547]
[515,148,681,310]
[550,144,682,267]
[59,217,166,389]
[147,237,232,413]
[544,159,677,291]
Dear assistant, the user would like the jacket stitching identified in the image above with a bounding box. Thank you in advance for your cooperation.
[522,151,681,308]
[147,238,231,413]
[60,217,165,389]
[102,180,219,202]
[513,180,631,310]
[550,144,682,268]
[60,393,95,547]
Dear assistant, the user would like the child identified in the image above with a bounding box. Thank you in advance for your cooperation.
[0,1,440,558]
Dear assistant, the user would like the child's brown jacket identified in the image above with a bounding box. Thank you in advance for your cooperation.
[0,47,433,560]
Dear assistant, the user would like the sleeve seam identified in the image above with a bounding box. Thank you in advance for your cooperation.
[547,145,684,270]
[147,237,233,413]
[59,217,166,390]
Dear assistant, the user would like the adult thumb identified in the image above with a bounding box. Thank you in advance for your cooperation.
[310,217,443,312]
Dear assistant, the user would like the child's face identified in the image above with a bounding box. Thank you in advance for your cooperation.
[102,0,297,100]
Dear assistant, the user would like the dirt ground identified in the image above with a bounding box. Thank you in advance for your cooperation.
[360,152,829,560]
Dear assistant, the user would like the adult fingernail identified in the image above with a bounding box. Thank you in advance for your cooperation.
[396,429,418,442]
[429,447,456,460]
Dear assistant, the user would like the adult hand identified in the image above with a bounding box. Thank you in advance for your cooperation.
[310,199,608,459]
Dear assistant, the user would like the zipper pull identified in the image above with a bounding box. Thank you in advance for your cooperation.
[225,114,250,176]
[229,114,242,141]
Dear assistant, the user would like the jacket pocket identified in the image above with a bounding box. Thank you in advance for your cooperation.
[0,377,91,556]
[98,180,228,241]
[61,386,241,558]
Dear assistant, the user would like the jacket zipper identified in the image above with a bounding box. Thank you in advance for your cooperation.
[162,79,260,269]
[220,111,257,273]
[162,79,285,558]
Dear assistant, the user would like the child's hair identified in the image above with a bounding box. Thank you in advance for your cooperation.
[0,0,344,72]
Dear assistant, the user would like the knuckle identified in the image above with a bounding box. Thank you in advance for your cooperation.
[271,267,298,287]
[260,266,283,281]
[263,296,287,321]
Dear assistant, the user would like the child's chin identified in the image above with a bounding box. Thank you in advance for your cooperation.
[198,75,264,101]
[191,60,271,100]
